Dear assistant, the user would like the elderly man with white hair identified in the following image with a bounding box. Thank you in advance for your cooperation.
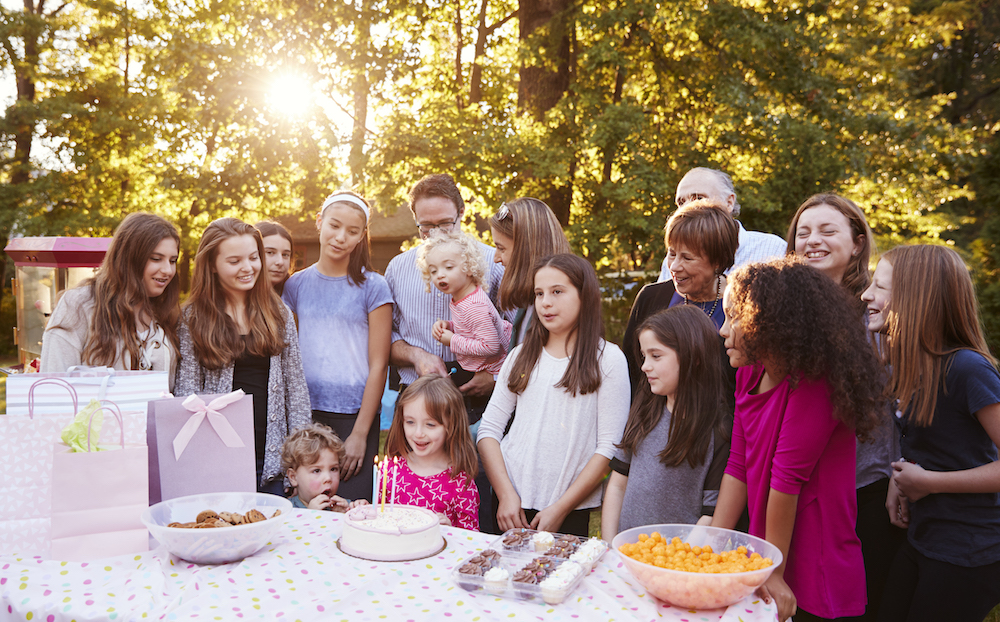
[657,167,786,282]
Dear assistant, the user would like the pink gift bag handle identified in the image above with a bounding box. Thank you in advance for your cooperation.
[85,401,126,451]
[27,378,79,418]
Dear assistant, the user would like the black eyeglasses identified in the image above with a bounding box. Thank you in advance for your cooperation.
[416,220,460,235]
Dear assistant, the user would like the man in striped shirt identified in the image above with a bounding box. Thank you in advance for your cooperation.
[657,167,786,282]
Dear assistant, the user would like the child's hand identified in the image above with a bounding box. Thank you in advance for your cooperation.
[496,493,531,531]
[529,505,569,533]
[347,498,369,510]
[756,571,796,621]
[886,477,910,528]
[306,493,332,511]
[436,512,452,526]
[432,320,453,346]
[892,460,932,503]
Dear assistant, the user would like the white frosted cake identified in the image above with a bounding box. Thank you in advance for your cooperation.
[340,504,443,561]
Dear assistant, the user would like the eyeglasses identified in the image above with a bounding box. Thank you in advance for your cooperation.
[416,220,459,235]
[496,203,511,220]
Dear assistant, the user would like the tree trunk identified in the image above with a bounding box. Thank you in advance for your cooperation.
[454,0,464,109]
[517,0,571,120]
[349,1,371,186]
[470,2,517,104]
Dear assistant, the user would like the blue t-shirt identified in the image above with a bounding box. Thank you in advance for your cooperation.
[282,266,393,414]
[899,349,1000,566]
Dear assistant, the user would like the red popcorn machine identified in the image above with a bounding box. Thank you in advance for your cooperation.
[4,237,112,369]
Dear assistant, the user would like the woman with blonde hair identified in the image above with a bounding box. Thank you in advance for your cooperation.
[176,217,311,495]
[876,245,1000,622]
[489,197,571,347]
[42,212,181,389]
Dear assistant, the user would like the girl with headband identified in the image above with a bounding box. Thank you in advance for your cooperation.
[282,191,393,501]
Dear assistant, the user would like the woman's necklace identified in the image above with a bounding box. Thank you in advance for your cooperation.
[683,275,721,317]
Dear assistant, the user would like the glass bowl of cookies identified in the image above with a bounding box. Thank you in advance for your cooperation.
[611,524,782,610]
[142,492,292,564]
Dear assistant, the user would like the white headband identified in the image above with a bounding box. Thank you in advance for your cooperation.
[321,193,370,223]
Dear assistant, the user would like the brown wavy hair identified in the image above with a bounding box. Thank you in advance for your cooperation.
[618,305,729,467]
[183,217,287,370]
[76,212,181,367]
[281,423,346,473]
[507,253,605,396]
[665,199,739,275]
[785,194,875,301]
[318,191,374,285]
[408,173,465,216]
[489,197,571,311]
[727,256,885,438]
[385,374,479,480]
[882,245,996,427]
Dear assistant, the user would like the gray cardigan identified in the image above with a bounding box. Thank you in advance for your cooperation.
[174,303,312,485]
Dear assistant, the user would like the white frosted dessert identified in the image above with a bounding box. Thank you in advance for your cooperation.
[340,504,443,561]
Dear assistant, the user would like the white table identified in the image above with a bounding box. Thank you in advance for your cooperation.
[0,510,777,621]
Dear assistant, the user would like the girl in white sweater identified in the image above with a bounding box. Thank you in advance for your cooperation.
[477,253,629,537]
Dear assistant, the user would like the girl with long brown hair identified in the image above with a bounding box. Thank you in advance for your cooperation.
[601,305,731,540]
[384,375,480,530]
[477,253,630,537]
[175,217,311,495]
[874,245,1000,622]
[42,212,181,389]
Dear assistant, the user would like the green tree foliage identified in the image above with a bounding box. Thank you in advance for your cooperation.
[1,0,996,351]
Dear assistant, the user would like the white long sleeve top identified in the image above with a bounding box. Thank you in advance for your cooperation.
[476,341,630,510]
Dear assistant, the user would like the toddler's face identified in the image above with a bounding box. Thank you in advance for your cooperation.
[426,243,473,298]
[288,448,341,505]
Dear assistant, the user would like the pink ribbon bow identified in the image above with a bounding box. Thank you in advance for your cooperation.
[173,390,247,460]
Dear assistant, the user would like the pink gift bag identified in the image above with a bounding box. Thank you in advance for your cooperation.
[147,391,257,504]
[0,378,146,558]
[50,403,149,562]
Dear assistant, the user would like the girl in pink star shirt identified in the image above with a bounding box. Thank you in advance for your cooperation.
[384,374,481,530]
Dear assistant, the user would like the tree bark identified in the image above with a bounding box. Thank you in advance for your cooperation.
[349,2,371,186]
[517,0,571,120]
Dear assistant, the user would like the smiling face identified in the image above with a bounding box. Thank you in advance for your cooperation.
[317,203,366,268]
[861,258,893,333]
[491,227,513,266]
[287,448,340,506]
[534,266,582,339]
[213,234,261,300]
[143,237,179,299]
[667,242,719,302]
[425,242,475,299]
[793,204,862,285]
[262,234,292,287]
[719,288,749,369]
[638,329,681,410]
[402,394,447,463]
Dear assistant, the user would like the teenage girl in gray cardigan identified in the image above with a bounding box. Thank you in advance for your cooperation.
[174,218,311,493]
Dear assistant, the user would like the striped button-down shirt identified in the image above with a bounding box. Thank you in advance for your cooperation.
[385,241,507,385]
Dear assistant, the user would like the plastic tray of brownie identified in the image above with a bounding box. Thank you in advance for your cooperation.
[490,528,609,565]
[452,550,589,604]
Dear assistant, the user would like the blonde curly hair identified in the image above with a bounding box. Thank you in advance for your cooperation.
[416,231,487,293]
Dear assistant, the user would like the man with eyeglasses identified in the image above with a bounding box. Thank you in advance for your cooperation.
[384,173,508,530]
[657,167,785,282]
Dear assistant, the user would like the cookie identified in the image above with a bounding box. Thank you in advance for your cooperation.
[244,509,267,523]
[196,510,219,523]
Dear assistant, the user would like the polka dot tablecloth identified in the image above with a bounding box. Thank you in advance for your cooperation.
[0,511,777,621]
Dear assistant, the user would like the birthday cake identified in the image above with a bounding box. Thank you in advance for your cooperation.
[339,504,443,561]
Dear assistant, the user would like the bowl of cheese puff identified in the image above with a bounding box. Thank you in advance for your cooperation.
[611,524,782,610]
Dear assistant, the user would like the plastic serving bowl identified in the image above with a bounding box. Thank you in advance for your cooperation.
[142,492,293,564]
[611,524,782,610]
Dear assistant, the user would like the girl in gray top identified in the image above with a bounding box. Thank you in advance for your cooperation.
[602,305,732,539]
